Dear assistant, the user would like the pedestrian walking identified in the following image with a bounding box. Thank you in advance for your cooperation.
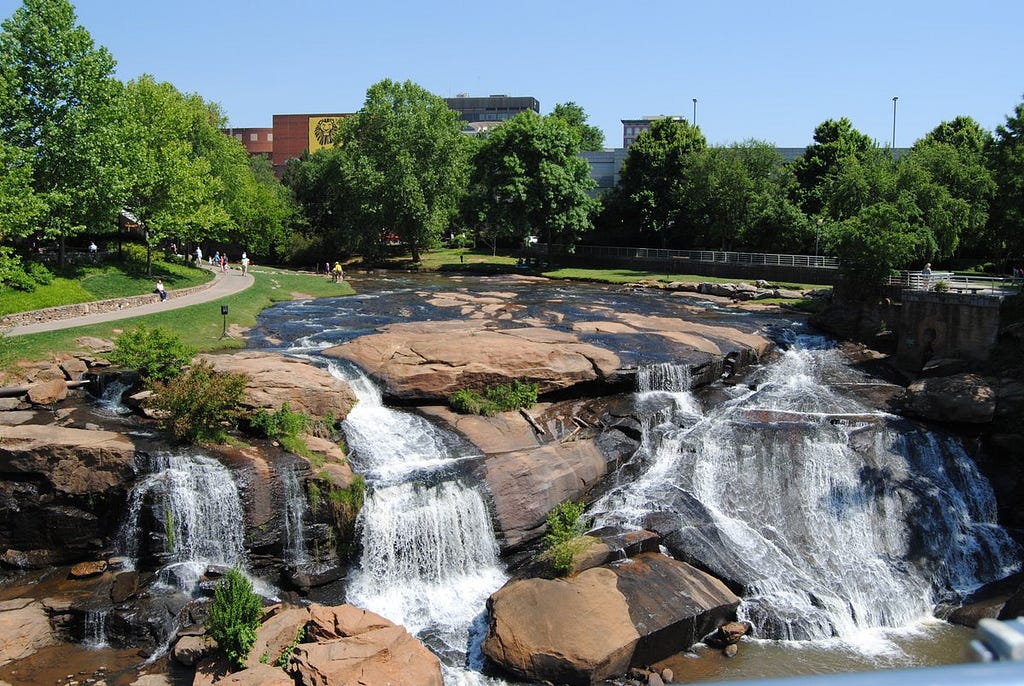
[240,252,250,275]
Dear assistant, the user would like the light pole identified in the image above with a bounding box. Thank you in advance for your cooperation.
[692,98,697,126]
[891,96,898,151]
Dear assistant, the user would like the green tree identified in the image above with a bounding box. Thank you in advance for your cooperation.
[111,76,223,275]
[0,139,44,240]
[0,0,122,266]
[988,96,1024,261]
[550,101,604,151]
[335,79,468,262]
[790,118,875,216]
[909,116,995,258]
[612,117,706,245]
[467,111,597,255]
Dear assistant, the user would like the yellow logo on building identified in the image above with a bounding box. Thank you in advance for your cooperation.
[308,117,340,153]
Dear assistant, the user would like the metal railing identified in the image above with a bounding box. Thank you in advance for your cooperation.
[887,271,1021,296]
[536,244,839,269]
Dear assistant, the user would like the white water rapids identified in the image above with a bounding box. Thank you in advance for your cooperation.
[329,361,509,683]
[594,340,1020,645]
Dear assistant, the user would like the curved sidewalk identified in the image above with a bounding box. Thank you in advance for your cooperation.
[6,267,255,337]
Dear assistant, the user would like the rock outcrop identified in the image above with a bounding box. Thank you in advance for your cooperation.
[0,598,56,666]
[902,373,998,424]
[0,425,137,565]
[184,603,441,686]
[197,351,356,422]
[324,320,622,402]
[483,553,740,685]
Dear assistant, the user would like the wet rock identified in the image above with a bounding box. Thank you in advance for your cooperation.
[723,643,739,658]
[648,672,665,686]
[661,667,674,682]
[110,571,139,603]
[704,620,752,647]
[69,560,108,578]
[0,598,57,666]
[0,398,25,411]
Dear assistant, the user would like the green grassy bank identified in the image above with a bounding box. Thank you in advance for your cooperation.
[0,267,352,373]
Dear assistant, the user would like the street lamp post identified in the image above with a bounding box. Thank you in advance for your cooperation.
[892,96,898,151]
[692,98,697,126]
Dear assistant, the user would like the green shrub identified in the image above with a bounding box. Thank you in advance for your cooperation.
[449,379,539,416]
[151,361,248,443]
[275,626,305,668]
[250,402,310,440]
[207,567,263,670]
[109,324,196,383]
[542,500,592,576]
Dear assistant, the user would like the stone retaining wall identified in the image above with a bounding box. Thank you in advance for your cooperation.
[0,278,215,329]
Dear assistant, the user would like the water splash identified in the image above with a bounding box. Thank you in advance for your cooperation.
[594,344,1021,641]
[280,462,310,568]
[118,451,247,590]
[82,609,109,649]
[329,360,508,682]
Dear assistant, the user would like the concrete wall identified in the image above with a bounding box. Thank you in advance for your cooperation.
[897,291,1004,370]
[557,253,840,286]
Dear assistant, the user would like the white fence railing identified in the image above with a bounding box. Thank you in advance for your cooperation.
[536,244,839,269]
[887,271,1020,296]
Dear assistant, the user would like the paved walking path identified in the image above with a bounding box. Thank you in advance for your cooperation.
[7,266,255,336]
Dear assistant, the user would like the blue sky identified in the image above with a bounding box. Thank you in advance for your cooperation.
[3,0,1022,148]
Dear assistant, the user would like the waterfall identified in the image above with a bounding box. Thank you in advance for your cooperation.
[327,360,508,679]
[118,451,247,590]
[637,361,692,393]
[594,344,1021,642]
[95,376,133,416]
[83,609,109,649]
[280,462,310,568]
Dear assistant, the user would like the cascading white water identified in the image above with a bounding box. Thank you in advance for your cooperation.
[637,361,692,393]
[96,377,133,416]
[594,344,1021,643]
[119,451,247,589]
[83,609,109,649]
[280,462,310,568]
[327,360,508,683]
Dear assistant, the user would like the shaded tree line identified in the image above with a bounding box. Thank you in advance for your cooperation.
[0,0,297,282]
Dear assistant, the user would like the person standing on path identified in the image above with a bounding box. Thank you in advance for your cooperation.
[240,252,249,275]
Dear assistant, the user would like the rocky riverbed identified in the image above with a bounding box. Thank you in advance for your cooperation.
[0,272,1021,685]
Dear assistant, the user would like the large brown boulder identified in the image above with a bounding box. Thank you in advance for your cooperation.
[290,626,442,686]
[902,373,998,424]
[324,321,621,402]
[0,598,56,666]
[197,351,356,422]
[482,554,739,685]
[0,425,137,564]
[479,439,618,550]
[0,424,136,495]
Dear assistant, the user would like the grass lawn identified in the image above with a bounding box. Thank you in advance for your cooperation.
[0,266,353,373]
[385,247,831,291]
[0,258,211,316]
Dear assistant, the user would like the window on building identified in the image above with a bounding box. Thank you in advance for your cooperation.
[267,133,273,142]
[234,134,243,140]
[250,133,258,142]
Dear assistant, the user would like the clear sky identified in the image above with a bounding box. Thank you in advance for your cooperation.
[3,0,1022,149]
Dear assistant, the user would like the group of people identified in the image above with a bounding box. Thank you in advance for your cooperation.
[192,247,250,275]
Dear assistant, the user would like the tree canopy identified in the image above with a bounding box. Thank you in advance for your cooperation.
[466,111,597,254]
